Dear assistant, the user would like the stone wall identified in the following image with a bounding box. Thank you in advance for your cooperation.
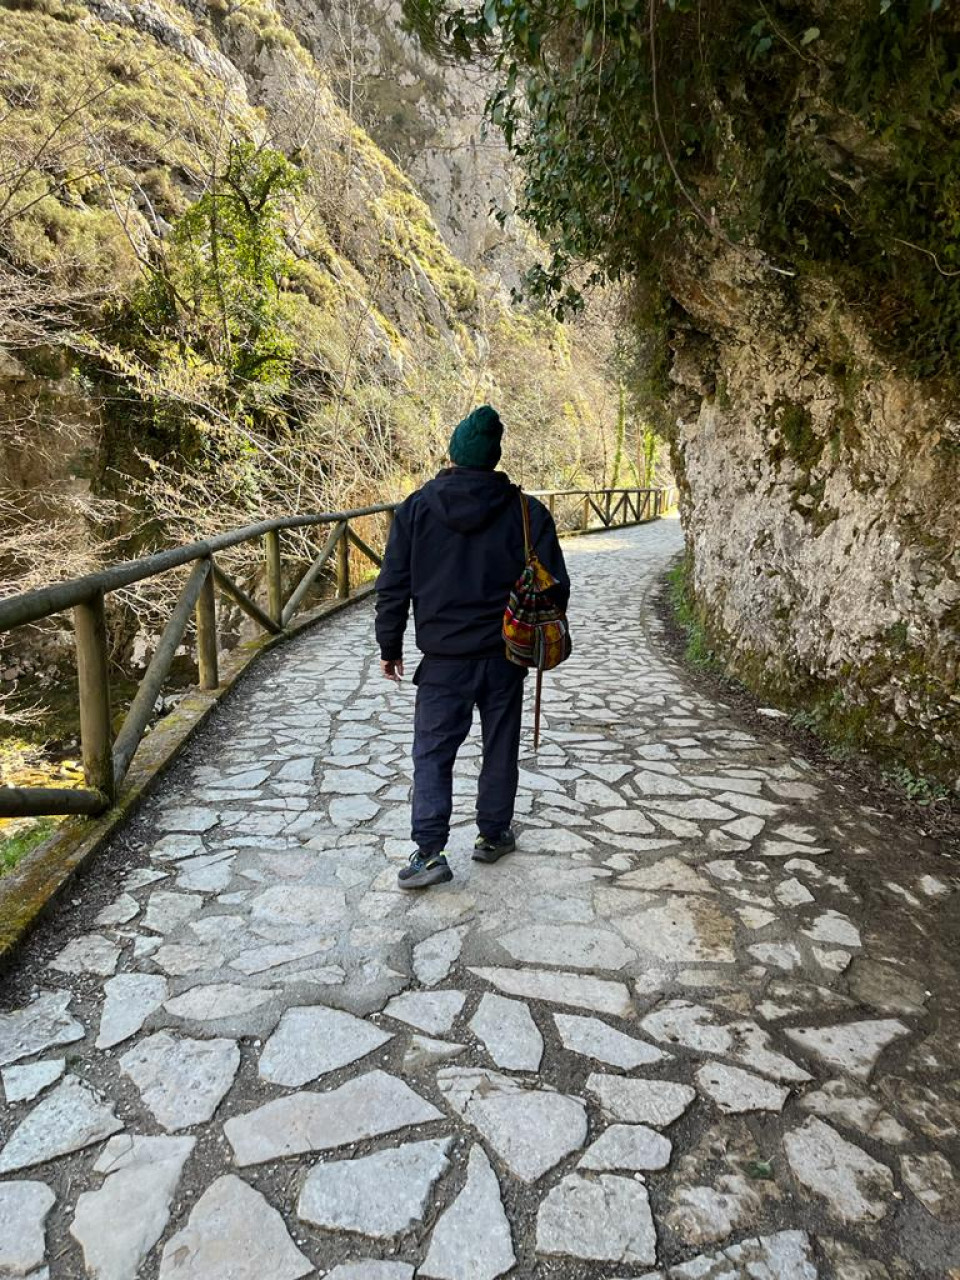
[665,252,960,786]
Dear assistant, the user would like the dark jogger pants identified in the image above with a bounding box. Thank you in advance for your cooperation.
[411,656,526,856]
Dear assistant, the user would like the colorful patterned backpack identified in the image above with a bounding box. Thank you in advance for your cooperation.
[502,492,572,747]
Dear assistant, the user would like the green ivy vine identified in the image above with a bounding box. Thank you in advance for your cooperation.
[404,0,959,381]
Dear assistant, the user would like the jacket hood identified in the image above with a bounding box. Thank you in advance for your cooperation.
[421,467,517,534]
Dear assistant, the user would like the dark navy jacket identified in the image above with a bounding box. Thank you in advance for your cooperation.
[375,468,570,661]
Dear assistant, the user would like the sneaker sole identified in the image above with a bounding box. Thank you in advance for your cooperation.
[398,865,454,889]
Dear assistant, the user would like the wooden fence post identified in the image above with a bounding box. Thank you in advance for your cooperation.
[74,590,114,801]
[265,529,282,625]
[196,558,219,690]
[337,524,350,598]
[582,496,590,532]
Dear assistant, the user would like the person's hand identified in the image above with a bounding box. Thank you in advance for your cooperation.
[381,659,404,683]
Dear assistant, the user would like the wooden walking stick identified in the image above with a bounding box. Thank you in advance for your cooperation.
[534,666,543,751]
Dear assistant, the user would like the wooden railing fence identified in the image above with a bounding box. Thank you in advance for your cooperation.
[0,486,674,819]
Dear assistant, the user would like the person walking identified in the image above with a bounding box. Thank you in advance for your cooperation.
[375,405,570,889]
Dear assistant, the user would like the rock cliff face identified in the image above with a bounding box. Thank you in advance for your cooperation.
[273,0,524,281]
[667,252,960,784]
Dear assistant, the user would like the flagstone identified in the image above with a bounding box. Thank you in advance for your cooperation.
[596,809,656,834]
[298,1138,451,1237]
[384,990,466,1034]
[615,898,736,964]
[95,894,141,927]
[499,923,636,970]
[799,1079,910,1144]
[164,983,279,1022]
[120,1033,239,1130]
[0,1180,55,1277]
[801,911,861,948]
[553,1013,667,1069]
[0,1077,123,1174]
[158,1175,310,1280]
[784,1019,910,1081]
[413,926,467,986]
[97,973,168,1050]
[784,1117,894,1222]
[229,935,333,975]
[579,1124,672,1171]
[437,1067,587,1182]
[2,1059,65,1104]
[667,1231,817,1279]
[536,1173,657,1266]
[259,1005,392,1086]
[157,805,219,833]
[49,934,120,977]
[248,883,347,926]
[421,1145,515,1280]
[225,1070,441,1165]
[641,1002,810,1083]
[470,967,633,1017]
[71,1135,194,1280]
[142,891,204,934]
[470,994,543,1071]
[586,1074,695,1127]
[695,1062,790,1113]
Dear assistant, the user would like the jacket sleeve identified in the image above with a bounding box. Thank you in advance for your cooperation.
[375,503,413,660]
[529,499,571,612]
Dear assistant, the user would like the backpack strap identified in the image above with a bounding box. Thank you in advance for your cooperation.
[519,490,532,561]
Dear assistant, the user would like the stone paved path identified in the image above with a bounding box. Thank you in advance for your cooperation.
[2,518,960,1280]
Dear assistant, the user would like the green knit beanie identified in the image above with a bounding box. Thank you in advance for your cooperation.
[448,404,503,469]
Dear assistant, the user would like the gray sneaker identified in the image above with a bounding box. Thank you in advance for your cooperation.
[398,851,453,889]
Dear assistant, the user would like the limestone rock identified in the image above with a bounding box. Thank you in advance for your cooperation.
[437,1066,587,1182]
[695,1063,790,1114]
[164,982,279,1023]
[2,1059,64,1104]
[421,1145,515,1280]
[784,1019,910,1081]
[259,1005,392,1086]
[614,898,736,964]
[120,1033,239,1130]
[553,1013,666,1069]
[402,1036,465,1073]
[470,994,543,1071]
[499,923,636,970]
[536,1173,657,1265]
[225,1070,441,1166]
[49,934,120,977]
[383,990,466,1035]
[325,1266,414,1280]
[900,1151,960,1220]
[0,991,84,1068]
[799,1079,910,1145]
[579,1124,672,1171]
[97,974,168,1050]
[0,1077,123,1174]
[413,926,467,986]
[469,966,632,1016]
[298,1139,451,1237]
[158,1175,311,1280]
[784,1117,894,1223]
[667,1230,817,1278]
[0,1180,55,1277]
[71,1135,194,1280]
[586,1074,696,1128]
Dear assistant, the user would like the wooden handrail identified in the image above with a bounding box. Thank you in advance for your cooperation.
[0,485,674,819]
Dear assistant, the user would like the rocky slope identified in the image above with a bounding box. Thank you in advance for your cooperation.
[0,0,625,739]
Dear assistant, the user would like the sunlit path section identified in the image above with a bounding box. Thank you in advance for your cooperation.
[1,517,957,1279]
